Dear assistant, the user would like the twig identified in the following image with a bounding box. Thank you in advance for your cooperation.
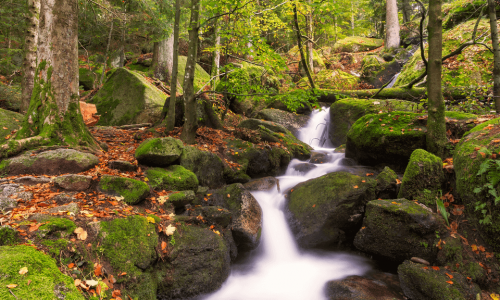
[9,289,18,300]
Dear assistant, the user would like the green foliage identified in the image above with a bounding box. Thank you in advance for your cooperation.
[473,147,500,224]
[268,89,325,113]
[436,196,450,226]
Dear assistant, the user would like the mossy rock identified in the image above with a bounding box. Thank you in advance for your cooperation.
[177,55,211,92]
[398,149,444,207]
[0,83,21,112]
[454,117,500,252]
[324,272,405,300]
[37,217,77,239]
[157,223,231,299]
[255,108,310,136]
[442,0,489,30]
[190,206,233,228]
[398,260,481,300]
[179,145,225,188]
[135,137,184,167]
[376,166,399,199]
[257,126,312,160]
[0,245,85,300]
[332,37,384,53]
[40,238,69,257]
[360,56,400,88]
[229,95,267,117]
[168,190,196,209]
[329,99,421,147]
[297,69,359,90]
[99,215,159,299]
[89,67,166,126]
[0,108,22,141]
[78,68,95,90]
[146,165,198,192]
[0,225,18,246]
[285,171,377,248]
[98,175,150,205]
[238,118,288,134]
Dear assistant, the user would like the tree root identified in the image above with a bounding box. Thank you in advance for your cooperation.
[0,136,50,159]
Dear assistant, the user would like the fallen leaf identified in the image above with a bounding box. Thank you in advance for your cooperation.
[18,267,28,275]
[86,279,99,287]
[68,263,75,268]
[161,241,167,251]
[165,224,176,236]
[445,273,453,279]
[432,266,440,271]
[146,216,155,223]
[471,244,478,252]
[353,185,358,189]
[312,204,316,208]
[446,280,453,284]
[227,194,230,197]
[6,284,17,289]
[74,279,82,287]
[491,293,500,300]
[112,290,122,297]
[94,263,102,277]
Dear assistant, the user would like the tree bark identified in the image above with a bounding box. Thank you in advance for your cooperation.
[488,0,500,112]
[211,20,220,84]
[403,0,413,23]
[307,0,314,74]
[426,0,446,157]
[165,0,181,132]
[21,0,40,114]
[153,36,174,82]
[180,0,201,144]
[293,3,315,89]
[386,0,400,49]
[6,0,99,158]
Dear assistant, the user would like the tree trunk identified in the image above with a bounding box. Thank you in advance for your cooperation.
[99,21,113,86]
[386,0,400,49]
[119,24,125,68]
[488,0,500,112]
[180,0,201,144]
[153,36,174,82]
[351,2,355,36]
[21,0,40,114]
[426,0,446,157]
[211,20,220,84]
[165,0,181,132]
[403,0,413,23]
[4,0,99,157]
[293,3,315,89]
[307,0,314,74]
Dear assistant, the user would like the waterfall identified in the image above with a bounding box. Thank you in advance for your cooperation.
[202,108,371,300]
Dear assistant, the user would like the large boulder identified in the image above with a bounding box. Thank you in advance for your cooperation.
[329,99,420,147]
[297,70,359,90]
[135,137,184,167]
[0,149,99,176]
[398,149,444,207]
[360,55,400,88]
[354,199,441,264]
[255,108,310,136]
[179,145,225,188]
[145,165,198,192]
[442,0,492,30]
[454,117,500,251]
[89,67,166,126]
[238,118,288,134]
[0,245,85,300]
[157,223,231,299]
[398,260,481,300]
[98,175,150,205]
[79,67,95,90]
[375,166,399,199]
[285,172,377,248]
[332,37,384,53]
[0,108,22,140]
[209,183,263,252]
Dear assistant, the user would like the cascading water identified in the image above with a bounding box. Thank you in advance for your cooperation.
[202,108,371,300]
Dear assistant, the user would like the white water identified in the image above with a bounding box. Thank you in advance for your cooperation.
[202,108,371,300]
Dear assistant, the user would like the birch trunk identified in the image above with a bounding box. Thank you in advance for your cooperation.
[153,36,174,82]
[99,21,113,86]
[212,20,220,83]
[488,0,500,112]
[21,0,40,114]
[307,0,314,74]
[165,0,181,132]
[386,0,400,49]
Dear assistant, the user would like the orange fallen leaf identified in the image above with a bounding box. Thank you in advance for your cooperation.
[74,227,88,240]
[161,241,167,251]
[446,281,453,284]
[312,204,316,207]
[432,266,440,271]
[445,273,453,279]
[68,263,75,268]
[353,185,358,189]
[94,263,102,277]
[74,279,82,287]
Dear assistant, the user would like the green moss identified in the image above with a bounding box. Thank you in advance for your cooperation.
[0,108,22,142]
[444,111,478,120]
[146,165,198,192]
[0,226,18,245]
[177,56,211,92]
[98,175,150,205]
[37,218,76,239]
[332,37,384,53]
[41,238,69,256]
[134,137,184,166]
[442,0,487,30]
[296,69,358,90]
[0,245,84,299]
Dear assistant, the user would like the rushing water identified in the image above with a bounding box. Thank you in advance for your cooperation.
[202,108,372,300]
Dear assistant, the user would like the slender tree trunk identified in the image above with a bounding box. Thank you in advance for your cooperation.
[426,0,446,157]
[165,0,181,132]
[119,24,125,68]
[100,21,113,86]
[211,20,220,85]
[180,0,201,144]
[386,0,400,49]
[488,0,500,112]
[403,0,412,23]
[307,0,314,74]
[21,0,40,114]
[351,2,355,36]
[293,3,315,89]
[4,0,98,157]
[152,37,173,82]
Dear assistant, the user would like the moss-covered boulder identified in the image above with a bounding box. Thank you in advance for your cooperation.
[257,126,312,160]
[0,149,99,176]
[89,67,166,126]
[454,117,500,251]
[376,166,399,199]
[354,199,441,263]
[146,165,198,192]
[238,118,288,134]
[79,67,95,90]
[135,137,184,167]
[53,174,92,191]
[168,190,196,209]
[157,223,231,299]
[360,55,400,88]
[329,99,420,147]
[243,176,277,191]
[332,37,384,53]
[398,149,444,207]
[442,0,489,30]
[177,55,211,92]
[98,175,150,205]
[36,217,77,239]
[0,245,85,300]
[297,69,359,90]
[0,108,22,141]
[98,215,159,299]
[189,206,233,228]
[255,108,310,136]
[179,145,225,188]
[209,183,262,252]
[285,172,377,248]
[0,225,18,246]
[324,272,404,300]
[398,260,481,300]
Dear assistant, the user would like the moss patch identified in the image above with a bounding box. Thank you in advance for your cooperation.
[37,217,76,239]
[135,137,184,167]
[98,175,150,205]
[145,165,198,192]
[0,225,18,246]
[332,37,384,53]
[0,108,22,141]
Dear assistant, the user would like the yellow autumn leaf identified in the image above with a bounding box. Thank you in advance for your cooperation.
[490,293,500,300]
[144,178,149,182]
[19,267,28,275]
[165,224,176,236]
[158,195,168,205]
[6,284,17,289]
[147,216,155,224]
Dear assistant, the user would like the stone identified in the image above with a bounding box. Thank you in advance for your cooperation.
[255,109,310,136]
[168,190,196,209]
[285,172,377,248]
[360,56,400,88]
[243,176,277,191]
[146,166,198,192]
[310,151,331,164]
[325,271,404,300]
[209,183,263,252]
[398,260,481,300]
[293,162,317,173]
[79,67,95,90]
[0,149,99,176]
[54,174,92,191]
[135,137,184,167]
[398,149,444,207]
[108,160,138,172]
[179,146,225,188]
[354,199,441,264]
[238,118,288,134]
[375,166,399,199]
[98,175,150,205]
[287,46,326,73]
[29,203,80,222]
[296,70,359,90]
[10,176,52,185]
[332,37,384,53]
[189,206,233,228]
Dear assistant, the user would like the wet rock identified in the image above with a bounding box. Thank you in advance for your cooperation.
[0,149,99,176]
[135,137,184,167]
[285,172,377,248]
[398,260,481,300]
[332,37,384,53]
[255,109,310,136]
[189,206,233,228]
[108,160,138,172]
[98,175,150,205]
[354,199,441,264]
[325,271,404,300]
[375,166,399,199]
[179,145,225,188]
[293,162,317,173]
[411,257,430,265]
[54,174,92,191]
[0,184,32,211]
[238,118,288,134]
[243,176,277,191]
[310,151,331,164]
